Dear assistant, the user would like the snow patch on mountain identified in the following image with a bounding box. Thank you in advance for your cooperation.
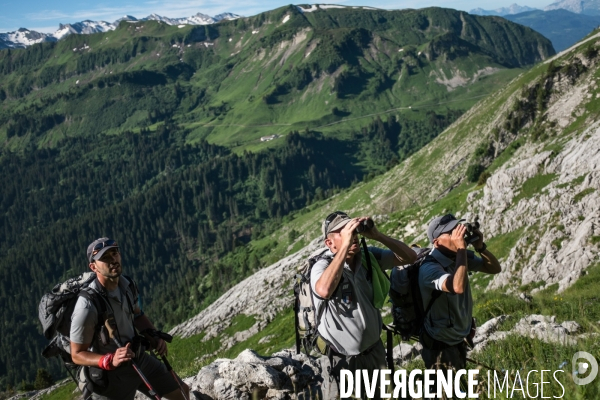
[0,11,242,49]
[0,28,56,49]
[545,0,587,14]
[470,3,539,15]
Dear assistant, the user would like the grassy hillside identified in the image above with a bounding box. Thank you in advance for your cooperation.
[138,27,600,399]
[0,6,553,151]
[0,5,557,389]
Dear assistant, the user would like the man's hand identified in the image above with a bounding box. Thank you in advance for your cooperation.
[113,343,135,367]
[339,218,361,257]
[451,224,467,251]
[356,216,417,266]
[472,228,484,250]
[340,218,361,244]
[357,217,380,240]
[154,338,168,356]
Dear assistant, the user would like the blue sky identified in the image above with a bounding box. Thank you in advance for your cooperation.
[1,0,554,33]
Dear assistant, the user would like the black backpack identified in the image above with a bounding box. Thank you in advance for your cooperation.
[389,247,441,341]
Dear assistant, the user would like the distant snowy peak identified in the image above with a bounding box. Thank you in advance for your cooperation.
[214,13,241,21]
[544,0,586,14]
[0,11,243,49]
[54,20,115,39]
[142,12,241,25]
[470,3,539,15]
[115,15,139,23]
[0,28,56,49]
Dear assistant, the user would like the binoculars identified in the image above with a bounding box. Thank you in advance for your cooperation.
[461,220,480,244]
[355,218,374,234]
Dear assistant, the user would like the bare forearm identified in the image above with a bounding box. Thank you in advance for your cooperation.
[133,314,156,332]
[372,232,416,265]
[71,342,103,366]
[315,247,348,298]
[72,351,102,366]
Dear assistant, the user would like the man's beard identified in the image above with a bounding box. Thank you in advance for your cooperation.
[103,263,122,278]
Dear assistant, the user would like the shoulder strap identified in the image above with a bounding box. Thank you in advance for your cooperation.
[360,237,391,282]
[421,254,444,325]
[361,237,373,281]
[381,324,395,372]
[78,288,109,340]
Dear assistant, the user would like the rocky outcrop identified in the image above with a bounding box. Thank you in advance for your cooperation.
[183,349,322,400]
[170,238,322,343]
[462,119,600,292]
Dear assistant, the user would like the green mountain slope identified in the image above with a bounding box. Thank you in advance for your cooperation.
[156,28,600,400]
[0,5,556,388]
[0,6,553,150]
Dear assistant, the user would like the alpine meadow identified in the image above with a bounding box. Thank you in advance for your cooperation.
[8,3,599,397]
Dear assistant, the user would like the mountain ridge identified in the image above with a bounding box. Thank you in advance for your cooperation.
[0,12,241,49]
[470,3,539,16]
[0,5,556,388]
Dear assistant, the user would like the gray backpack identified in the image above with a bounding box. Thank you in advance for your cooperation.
[293,247,331,355]
[38,272,138,365]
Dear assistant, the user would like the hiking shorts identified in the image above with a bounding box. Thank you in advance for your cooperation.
[90,351,179,400]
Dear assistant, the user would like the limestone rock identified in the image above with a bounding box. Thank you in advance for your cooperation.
[513,314,576,345]
[185,349,322,400]
[393,342,422,365]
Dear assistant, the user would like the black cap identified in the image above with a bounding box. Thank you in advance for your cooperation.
[87,238,119,263]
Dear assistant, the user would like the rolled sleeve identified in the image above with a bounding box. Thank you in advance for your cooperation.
[420,262,451,292]
[70,296,98,345]
[310,259,329,301]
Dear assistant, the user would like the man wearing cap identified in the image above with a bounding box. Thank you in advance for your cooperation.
[419,214,501,371]
[70,238,189,400]
[312,212,416,399]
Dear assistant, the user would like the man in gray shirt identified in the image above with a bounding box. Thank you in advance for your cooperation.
[70,238,189,400]
[311,212,416,399]
[419,214,501,371]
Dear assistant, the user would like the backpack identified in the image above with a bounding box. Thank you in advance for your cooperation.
[389,247,441,341]
[293,239,395,371]
[293,247,331,356]
[38,272,138,366]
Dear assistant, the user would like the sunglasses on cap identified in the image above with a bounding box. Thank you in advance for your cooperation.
[324,211,348,234]
[438,214,456,226]
[92,239,118,257]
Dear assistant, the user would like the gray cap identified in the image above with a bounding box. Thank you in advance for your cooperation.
[322,211,352,237]
[87,237,119,263]
[427,214,465,243]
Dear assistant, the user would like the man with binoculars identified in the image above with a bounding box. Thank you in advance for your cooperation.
[419,214,501,371]
[312,211,416,399]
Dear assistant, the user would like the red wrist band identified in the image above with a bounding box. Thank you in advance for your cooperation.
[98,353,116,370]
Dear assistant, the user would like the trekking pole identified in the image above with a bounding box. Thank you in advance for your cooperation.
[104,319,162,400]
[154,352,190,400]
[146,330,190,400]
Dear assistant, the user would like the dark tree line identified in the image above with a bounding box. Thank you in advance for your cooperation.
[0,125,361,387]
